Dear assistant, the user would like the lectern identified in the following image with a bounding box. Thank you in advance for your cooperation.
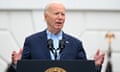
[16,60,96,72]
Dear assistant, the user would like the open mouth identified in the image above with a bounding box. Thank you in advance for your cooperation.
[56,22,62,24]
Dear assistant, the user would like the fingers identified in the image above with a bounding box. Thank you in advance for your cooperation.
[94,49,100,60]
[97,53,105,61]
[101,53,105,62]
[94,51,105,60]
[97,54,105,65]
[11,48,23,64]
[11,51,18,64]
[12,51,17,58]
[94,49,105,66]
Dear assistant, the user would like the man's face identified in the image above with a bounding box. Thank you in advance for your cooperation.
[45,3,65,31]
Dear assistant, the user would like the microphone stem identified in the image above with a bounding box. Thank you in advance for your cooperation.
[54,49,57,60]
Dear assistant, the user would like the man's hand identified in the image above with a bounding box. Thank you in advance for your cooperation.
[11,48,23,64]
[94,49,105,66]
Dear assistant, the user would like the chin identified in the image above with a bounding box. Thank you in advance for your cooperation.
[55,28,62,31]
[56,26,63,29]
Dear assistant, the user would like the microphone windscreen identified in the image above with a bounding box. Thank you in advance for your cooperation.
[47,39,53,49]
[59,39,65,49]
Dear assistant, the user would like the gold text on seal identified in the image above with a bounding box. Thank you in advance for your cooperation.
[45,67,66,72]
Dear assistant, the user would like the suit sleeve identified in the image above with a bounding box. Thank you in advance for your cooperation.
[77,40,102,72]
[21,37,31,59]
[76,40,87,60]
[6,64,16,72]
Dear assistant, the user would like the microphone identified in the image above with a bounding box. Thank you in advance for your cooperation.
[47,39,57,60]
[47,39,54,53]
[59,39,65,54]
[47,39,65,60]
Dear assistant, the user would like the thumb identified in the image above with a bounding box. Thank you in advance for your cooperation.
[95,49,100,56]
[18,48,23,55]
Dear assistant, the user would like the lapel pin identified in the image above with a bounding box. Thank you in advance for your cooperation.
[65,41,69,43]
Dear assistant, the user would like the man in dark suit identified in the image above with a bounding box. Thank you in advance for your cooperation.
[10,1,105,72]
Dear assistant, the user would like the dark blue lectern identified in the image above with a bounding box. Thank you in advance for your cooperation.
[17,60,96,72]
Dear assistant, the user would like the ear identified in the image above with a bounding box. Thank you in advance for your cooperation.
[44,12,48,19]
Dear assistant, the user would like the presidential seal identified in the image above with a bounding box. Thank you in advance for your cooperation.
[45,67,66,72]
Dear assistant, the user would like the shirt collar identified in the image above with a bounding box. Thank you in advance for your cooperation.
[46,30,63,40]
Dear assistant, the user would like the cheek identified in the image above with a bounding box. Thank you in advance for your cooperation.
[47,17,54,24]
[49,17,56,22]
[63,17,65,21]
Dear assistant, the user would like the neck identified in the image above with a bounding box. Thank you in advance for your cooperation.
[48,28,61,35]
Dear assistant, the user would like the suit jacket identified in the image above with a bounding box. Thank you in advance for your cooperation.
[22,30,87,60]
[8,30,101,72]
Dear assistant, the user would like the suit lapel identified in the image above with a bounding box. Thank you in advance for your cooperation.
[60,33,72,59]
[38,30,51,59]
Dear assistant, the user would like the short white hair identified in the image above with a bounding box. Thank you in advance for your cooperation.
[44,1,65,14]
